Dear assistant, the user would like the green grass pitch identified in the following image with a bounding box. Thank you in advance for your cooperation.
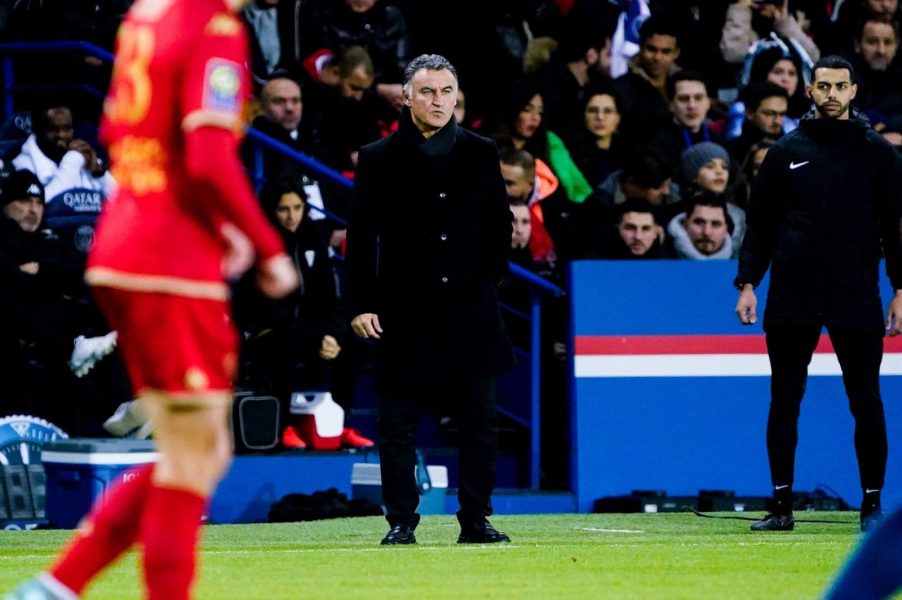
[0,513,876,599]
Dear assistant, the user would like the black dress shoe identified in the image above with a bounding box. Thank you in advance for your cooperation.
[380,523,416,545]
[457,514,511,544]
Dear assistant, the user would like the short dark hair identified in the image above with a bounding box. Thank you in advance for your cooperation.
[740,81,789,111]
[812,55,856,83]
[500,148,536,180]
[402,54,458,90]
[857,16,900,43]
[615,198,657,223]
[666,70,713,101]
[621,147,672,189]
[638,15,681,46]
[337,46,374,79]
[30,104,72,135]
[684,191,730,231]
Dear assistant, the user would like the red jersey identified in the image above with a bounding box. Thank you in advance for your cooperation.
[87,0,282,300]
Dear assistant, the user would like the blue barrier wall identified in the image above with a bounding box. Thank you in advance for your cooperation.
[570,260,902,513]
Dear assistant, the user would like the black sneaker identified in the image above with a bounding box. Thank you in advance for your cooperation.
[861,508,884,533]
[380,523,416,545]
[750,513,795,531]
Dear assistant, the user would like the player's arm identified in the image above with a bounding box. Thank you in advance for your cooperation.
[735,143,784,290]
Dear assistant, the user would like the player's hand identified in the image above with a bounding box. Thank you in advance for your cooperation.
[735,286,758,325]
[319,334,342,360]
[220,222,255,280]
[257,254,299,299]
[886,292,902,336]
[351,313,382,340]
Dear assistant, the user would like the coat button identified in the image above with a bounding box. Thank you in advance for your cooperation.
[441,276,449,283]
[439,192,447,199]
[440,233,447,241]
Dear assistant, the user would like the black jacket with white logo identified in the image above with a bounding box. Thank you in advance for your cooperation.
[736,109,902,330]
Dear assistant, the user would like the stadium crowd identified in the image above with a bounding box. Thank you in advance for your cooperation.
[1,0,901,451]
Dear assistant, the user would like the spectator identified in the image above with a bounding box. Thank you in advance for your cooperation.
[720,0,820,66]
[848,17,902,146]
[241,0,303,86]
[567,83,628,188]
[500,149,567,264]
[532,15,613,138]
[235,178,372,450]
[613,15,683,144]
[13,105,114,202]
[300,0,411,110]
[726,81,789,160]
[667,193,741,259]
[493,81,592,203]
[302,46,397,173]
[0,170,120,433]
[592,146,681,211]
[826,0,902,56]
[597,198,670,259]
[742,40,813,126]
[652,71,725,171]
[679,141,746,240]
[736,137,776,207]
[243,76,343,233]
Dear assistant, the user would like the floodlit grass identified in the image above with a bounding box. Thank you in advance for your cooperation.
[0,513,867,599]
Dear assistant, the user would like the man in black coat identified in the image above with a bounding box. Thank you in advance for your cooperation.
[346,54,514,546]
[735,56,902,533]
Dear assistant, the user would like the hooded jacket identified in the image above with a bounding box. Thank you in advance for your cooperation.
[13,134,116,204]
[736,108,902,330]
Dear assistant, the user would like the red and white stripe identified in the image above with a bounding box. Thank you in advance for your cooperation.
[574,335,902,378]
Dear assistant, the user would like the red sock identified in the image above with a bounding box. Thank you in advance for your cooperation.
[50,465,153,594]
[139,484,207,600]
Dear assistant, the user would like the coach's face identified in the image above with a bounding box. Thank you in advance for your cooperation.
[404,68,457,138]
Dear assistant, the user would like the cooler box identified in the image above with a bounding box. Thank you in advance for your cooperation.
[42,439,158,529]
[290,391,344,450]
[351,462,448,514]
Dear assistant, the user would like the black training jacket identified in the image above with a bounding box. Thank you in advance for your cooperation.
[736,109,902,331]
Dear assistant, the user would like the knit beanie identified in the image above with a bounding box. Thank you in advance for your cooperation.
[1,169,44,207]
[680,142,731,182]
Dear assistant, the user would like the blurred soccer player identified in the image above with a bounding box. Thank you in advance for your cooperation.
[4,0,297,598]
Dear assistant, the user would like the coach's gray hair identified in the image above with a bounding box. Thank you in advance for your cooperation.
[402,54,458,94]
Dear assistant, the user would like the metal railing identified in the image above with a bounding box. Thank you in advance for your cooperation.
[0,40,566,490]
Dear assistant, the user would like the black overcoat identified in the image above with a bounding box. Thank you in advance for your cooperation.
[736,110,902,331]
[345,113,515,389]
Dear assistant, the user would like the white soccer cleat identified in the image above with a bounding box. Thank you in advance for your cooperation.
[103,400,150,437]
[3,574,77,600]
[69,331,118,378]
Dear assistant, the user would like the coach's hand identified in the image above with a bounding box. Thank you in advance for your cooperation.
[886,292,902,336]
[735,285,758,325]
[351,313,382,340]
[257,254,299,299]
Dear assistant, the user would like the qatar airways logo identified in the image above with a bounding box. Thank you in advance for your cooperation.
[61,190,102,213]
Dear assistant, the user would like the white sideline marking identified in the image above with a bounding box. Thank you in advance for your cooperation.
[579,528,644,533]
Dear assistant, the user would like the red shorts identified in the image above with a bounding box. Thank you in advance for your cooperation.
[93,287,238,395]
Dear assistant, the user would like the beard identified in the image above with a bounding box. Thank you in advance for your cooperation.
[815,99,850,119]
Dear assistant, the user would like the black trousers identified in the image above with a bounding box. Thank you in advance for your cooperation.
[377,376,498,528]
[765,324,887,490]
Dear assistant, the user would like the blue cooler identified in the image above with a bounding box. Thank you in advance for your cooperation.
[351,463,448,514]
[42,439,158,528]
